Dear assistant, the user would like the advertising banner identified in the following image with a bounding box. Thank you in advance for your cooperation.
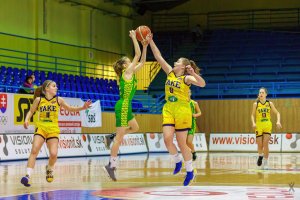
[281,133,300,152]
[81,100,102,127]
[192,133,208,152]
[51,134,86,157]
[0,93,37,133]
[81,134,110,156]
[119,133,147,154]
[58,97,82,133]
[209,133,281,152]
[0,134,48,161]
[147,133,208,152]
[146,133,167,153]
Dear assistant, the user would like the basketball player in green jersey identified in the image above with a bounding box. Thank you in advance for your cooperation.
[187,90,202,161]
[103,30,150,181]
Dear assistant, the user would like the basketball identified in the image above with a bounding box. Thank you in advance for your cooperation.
[135,25,151,42]
[286,133,292,139]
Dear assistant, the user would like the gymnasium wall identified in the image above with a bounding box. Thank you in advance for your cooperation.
[134,0,300,30]
[197,98,300,134]
[83,98,299,134]
[0,0,132,65]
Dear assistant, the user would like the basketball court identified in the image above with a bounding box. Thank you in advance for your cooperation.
[0,152,299,200]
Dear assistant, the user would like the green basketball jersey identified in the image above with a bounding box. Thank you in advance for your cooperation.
[188,100,196,135]
[119,73,137,100]
[115,72,137,127]
[190,100,196,115]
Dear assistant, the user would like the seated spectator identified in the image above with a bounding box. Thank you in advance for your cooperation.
[19,76,34,94]
[191,24,203,42]
[30,74,37,89]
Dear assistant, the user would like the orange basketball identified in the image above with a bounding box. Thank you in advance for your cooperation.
[286,133,292,140]
[135,25,151,42]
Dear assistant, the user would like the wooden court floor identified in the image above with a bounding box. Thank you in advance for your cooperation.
[0,153,299,200]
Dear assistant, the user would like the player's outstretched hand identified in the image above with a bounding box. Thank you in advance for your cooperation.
[83,100,92,109]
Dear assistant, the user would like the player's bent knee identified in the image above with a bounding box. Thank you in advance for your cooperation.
[49,152,57,159]
[30,148,40,156]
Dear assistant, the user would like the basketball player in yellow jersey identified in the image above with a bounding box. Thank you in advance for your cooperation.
[149,36,205,186]
[251,87,281,170]
[21,80,91,187]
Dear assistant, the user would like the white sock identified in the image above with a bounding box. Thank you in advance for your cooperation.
[26,168,33,177]
[172,153,182,163]
[259,154,263,157]
[263,159,268,166]
[109,156,118,168]
[185,160,193,172]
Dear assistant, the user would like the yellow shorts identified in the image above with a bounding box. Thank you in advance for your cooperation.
[162,101,192,131]
[35,127,59,141]
[255,121,272,137]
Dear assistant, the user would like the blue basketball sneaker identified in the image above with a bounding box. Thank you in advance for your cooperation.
[173,161,182,175]
[21,175,31,187]
[183,169,197,186]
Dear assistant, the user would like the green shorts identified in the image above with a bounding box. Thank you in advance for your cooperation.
[188,118,196,135]
[115,99,134,127]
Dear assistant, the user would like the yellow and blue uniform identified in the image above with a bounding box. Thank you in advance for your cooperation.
[163,71,191,131]
[35,96,60,140]
[255,100,272,137]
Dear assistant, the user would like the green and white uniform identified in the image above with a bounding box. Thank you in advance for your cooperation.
[115,72,137,127]
[188,100,196,135]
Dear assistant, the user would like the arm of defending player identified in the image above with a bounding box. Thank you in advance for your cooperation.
[149,38,172,74]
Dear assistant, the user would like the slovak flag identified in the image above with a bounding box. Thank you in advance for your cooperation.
[0,93,7,113]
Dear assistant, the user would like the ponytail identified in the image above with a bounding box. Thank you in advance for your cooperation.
[33,80,53,100]
[33,86,42,100]
[113,56,128,79]
[189,60,200,74]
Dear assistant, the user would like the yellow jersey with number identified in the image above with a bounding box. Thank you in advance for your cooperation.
[256,100,271,123]
[165,71,190,102]
[35,96,60,133]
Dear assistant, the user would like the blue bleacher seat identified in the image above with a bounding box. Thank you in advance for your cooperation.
[1,66,5,73]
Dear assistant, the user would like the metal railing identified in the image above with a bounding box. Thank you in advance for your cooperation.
[0,48,116,79]
[208,8,300,30]
[151,8,300,31]
[151,14,189,32]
